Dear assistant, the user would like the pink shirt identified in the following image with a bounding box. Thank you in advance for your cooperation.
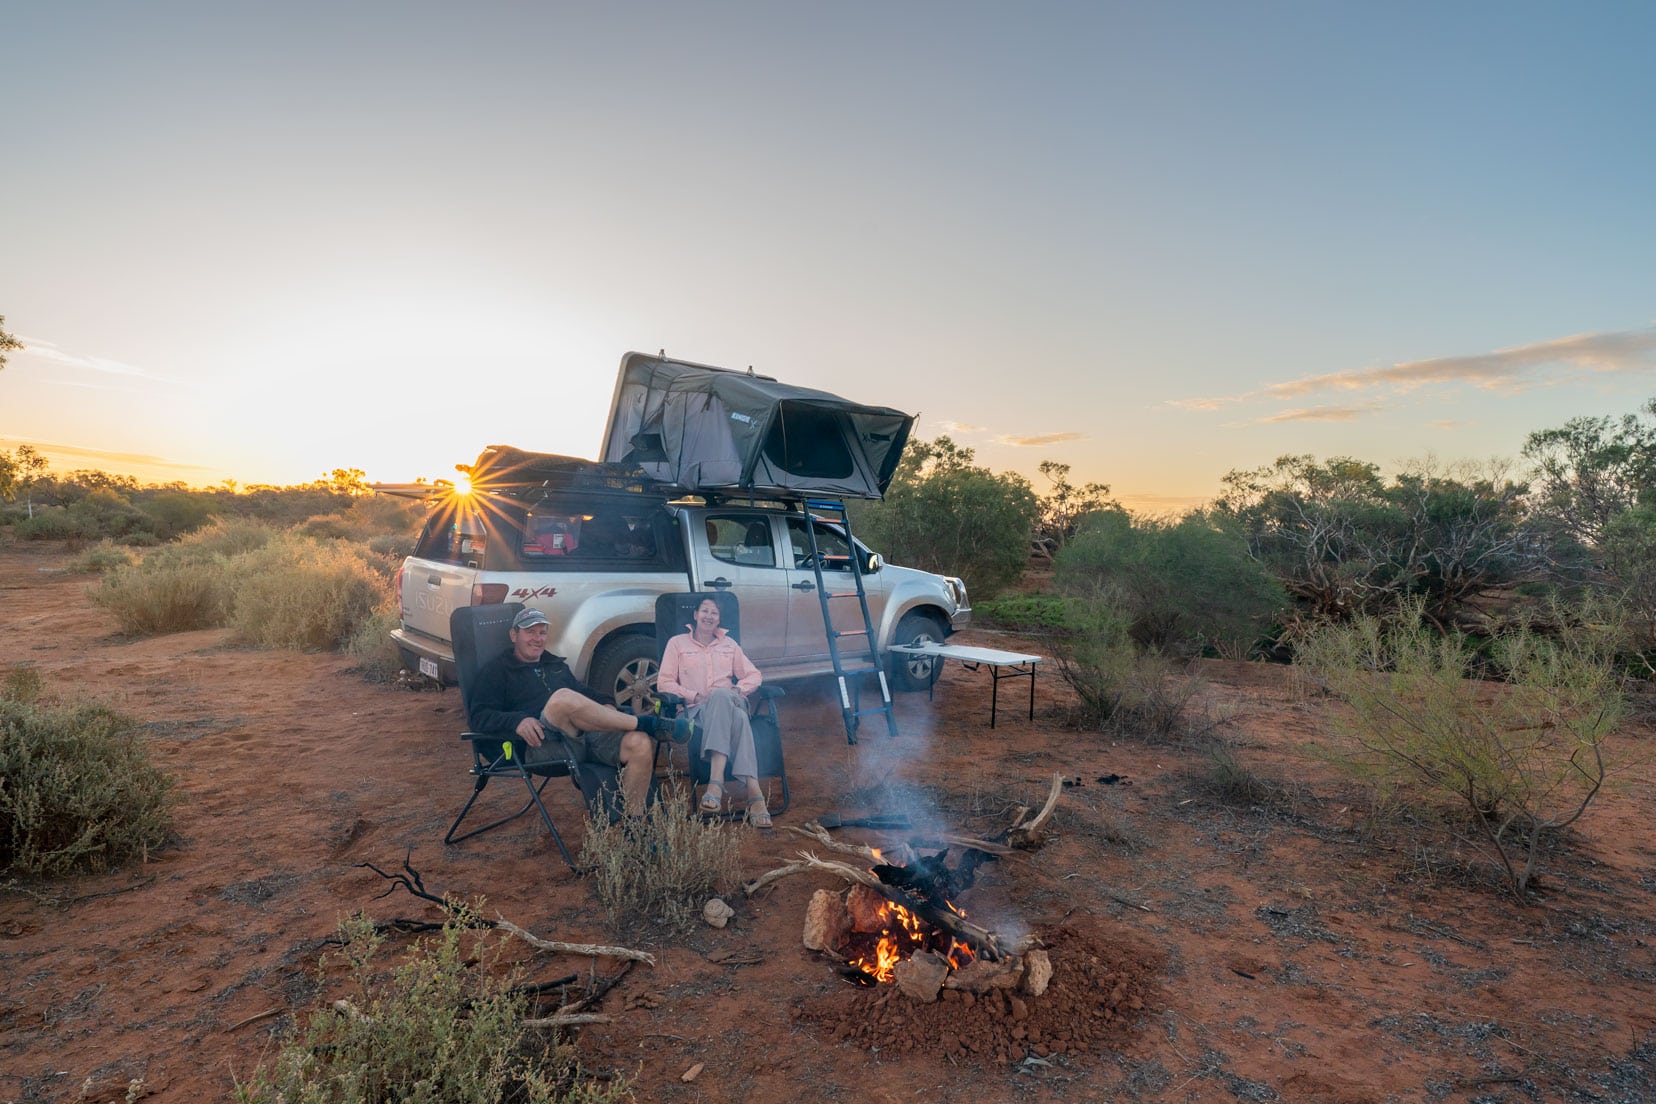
[658,627,762,703]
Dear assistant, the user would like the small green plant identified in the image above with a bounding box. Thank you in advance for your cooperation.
[578,786,744,932]
[234,911,626,1104]
[0,691,174,877]
[1296,601,1627,897]
[971,592,1070,631]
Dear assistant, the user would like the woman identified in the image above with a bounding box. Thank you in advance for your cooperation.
[656,596,772,827]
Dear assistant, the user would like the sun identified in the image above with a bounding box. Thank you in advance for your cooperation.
[452,472,473,496]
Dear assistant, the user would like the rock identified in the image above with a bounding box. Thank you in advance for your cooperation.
[893,949,950,1002]
[1022,948,1053,997]
[944,955,1025,993]
[802,889,849,950]
[846,884,888,932]
[702,898,735,928]
[681,1062,704,1083]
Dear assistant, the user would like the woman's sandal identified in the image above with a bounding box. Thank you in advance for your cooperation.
[699,783,724,813]
[746,797,772,829]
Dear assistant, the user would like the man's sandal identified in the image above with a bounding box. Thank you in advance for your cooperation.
[746,797,772,829]
[699,783,723,813]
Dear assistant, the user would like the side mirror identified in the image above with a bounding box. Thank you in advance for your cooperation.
[865,552,882,573]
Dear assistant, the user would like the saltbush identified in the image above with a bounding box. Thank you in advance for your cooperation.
[0,687,175,877]
[579,786,745,933]
[344,596,408,683]
[1296,601,1627,897]
[235,912,626,1104]
[68,540,136,574]
[227,536,385,651]
[93,552,231,635]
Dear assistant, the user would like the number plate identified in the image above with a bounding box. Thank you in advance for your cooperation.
[419,657,439,679]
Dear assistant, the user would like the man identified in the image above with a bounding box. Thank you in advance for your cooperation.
[657,595,772,827]
[467,607,690,817]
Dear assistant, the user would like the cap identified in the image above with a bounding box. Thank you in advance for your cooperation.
[512,607,550,630]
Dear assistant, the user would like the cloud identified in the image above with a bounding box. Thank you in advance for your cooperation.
[1174,326,1656,410]
[1426,418,1470,430]
[1257,403,1383,423]
[0,438,216,474]
[995,431,1085,447]
[16,335,169,382]
[931,419,987,435]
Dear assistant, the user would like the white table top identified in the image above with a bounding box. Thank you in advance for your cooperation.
[887,642,1043,666]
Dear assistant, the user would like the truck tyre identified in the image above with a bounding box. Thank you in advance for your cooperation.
[589,635,659,715]
[889,611,946,692]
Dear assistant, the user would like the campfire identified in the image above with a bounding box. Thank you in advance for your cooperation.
[744,773,1065,1002]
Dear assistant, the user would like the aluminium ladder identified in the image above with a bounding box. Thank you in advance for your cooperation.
[799,498,899,743]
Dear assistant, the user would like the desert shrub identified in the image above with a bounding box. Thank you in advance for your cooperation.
[1296,601,1627,897]
[226,536,385,651]
[1050,596,1209,740]
[1202,745,1295,809]
[345,596,407,683]
[176,516,279,559]
[136,490,216,540]
[1057,509,1286,657]
[93,552,232,634]
[578,788,744,933]
[234,912,626,1104]
[0,693,175,877]
[68,540,135,574]
[2,665,43,703]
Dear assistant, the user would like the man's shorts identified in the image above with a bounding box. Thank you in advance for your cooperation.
[562,729,625,769]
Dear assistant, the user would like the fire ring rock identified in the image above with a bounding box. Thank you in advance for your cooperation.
[1021,947,1052,997]
[893,949,950,1002]
[802,889,850,950]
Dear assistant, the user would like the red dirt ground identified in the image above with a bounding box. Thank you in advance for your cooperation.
[3,540,1655,1103]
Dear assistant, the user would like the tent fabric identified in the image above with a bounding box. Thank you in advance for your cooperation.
[600,353,915,500]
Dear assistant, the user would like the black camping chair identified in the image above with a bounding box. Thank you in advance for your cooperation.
[445,602,632,872]
[653,592,789,819]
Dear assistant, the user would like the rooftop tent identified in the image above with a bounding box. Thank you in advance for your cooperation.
[599,353,915,500]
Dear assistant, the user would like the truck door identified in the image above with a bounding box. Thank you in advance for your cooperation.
[399,500,490,677]
[783,516,883,660]
[690,512,790,661]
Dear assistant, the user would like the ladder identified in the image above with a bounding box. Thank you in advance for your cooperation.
[800,498,899,743]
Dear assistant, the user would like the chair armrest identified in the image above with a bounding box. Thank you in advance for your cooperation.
[754,685,784,701]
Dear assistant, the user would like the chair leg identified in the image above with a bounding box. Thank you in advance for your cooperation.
[446,772,578,872]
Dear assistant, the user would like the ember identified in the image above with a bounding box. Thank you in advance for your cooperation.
[843,896,977,984]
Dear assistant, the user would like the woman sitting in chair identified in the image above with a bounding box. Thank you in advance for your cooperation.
[657,596,772,827]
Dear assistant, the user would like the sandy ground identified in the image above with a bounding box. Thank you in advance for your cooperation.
[3,539,1655,1104]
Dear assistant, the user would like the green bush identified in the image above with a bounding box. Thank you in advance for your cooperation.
[1296,602,1627,897]
[234,912,626,1104]
[176,516,279,559]
[971,592,1070,631]
[1048,596,1208,740]
[0,690,175,877]
[1057,509,1286,657]
[15,506,97,541]
[578,787,745,933]
[227,536,385,651]
[854,437,1040,599]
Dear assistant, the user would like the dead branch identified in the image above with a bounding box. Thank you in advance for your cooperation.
[521,1013,613,1028]
[743,859,816,896]
[1005,772,1063,849]
[784,824,917,864]
[492,917,656,966]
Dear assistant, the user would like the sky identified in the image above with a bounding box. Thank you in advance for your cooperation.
[3,1,1654,513]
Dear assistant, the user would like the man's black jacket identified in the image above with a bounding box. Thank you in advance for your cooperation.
[466,649,615,735]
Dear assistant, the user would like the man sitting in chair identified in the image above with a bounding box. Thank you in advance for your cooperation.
[657,596,772,828]
[467,607,690,819]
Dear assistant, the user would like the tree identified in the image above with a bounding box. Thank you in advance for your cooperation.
[854,437,1040,600]
[0,445,49,511]
[0,316,20,371]
[1032,460,1117,559]
[1522,399,1656,545]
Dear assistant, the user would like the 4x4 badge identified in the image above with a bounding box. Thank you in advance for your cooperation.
[510,585,558,601]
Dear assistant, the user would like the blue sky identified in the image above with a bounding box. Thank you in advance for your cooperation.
[3,1,1653,510]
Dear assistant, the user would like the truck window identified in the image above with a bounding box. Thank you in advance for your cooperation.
[517,497,669,570]
[786,517,860,571]
[414,500,486,566]
[706,514,777,567]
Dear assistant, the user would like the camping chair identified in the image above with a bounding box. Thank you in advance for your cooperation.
[444,602,630,872]
[653,592,790,819]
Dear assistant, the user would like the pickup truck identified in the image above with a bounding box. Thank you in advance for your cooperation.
[390,448,970,713]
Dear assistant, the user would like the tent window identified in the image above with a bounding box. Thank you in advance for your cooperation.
[763,404,854,478]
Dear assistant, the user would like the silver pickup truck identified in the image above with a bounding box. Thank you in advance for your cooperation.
[390,448,970,712]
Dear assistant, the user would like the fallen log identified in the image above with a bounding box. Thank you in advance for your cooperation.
[1005,772,1063,849]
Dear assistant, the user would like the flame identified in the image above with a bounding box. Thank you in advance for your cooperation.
[848,899,955,983]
